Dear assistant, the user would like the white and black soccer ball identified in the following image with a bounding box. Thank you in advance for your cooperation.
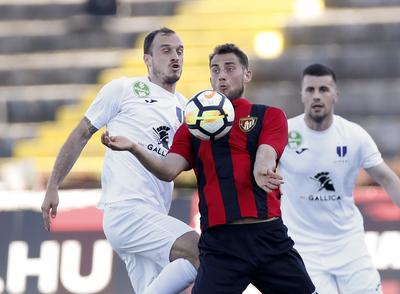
[184,90,235,141]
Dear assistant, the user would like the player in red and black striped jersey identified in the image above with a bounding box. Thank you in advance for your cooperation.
[170,95,286,231]
[102,44,316,294]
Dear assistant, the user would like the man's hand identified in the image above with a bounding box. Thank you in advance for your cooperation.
[254,168,283,193]
[101,131,135,151]
[41,188,59,231]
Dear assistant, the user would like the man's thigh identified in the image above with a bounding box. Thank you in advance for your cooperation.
[103,201,193,266]
[336,256,382,294]
[299,250,339,294]
[306,267,339,294]
[192,251,251,294]
[122,253,162,294]
[252,248,316,294]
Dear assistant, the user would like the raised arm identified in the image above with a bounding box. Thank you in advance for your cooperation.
[365,161,400,207]
[253,144,283,193]
[41,117,97,231]
[101,132,189,182]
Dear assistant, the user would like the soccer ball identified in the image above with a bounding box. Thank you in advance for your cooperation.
[184,90,235,140]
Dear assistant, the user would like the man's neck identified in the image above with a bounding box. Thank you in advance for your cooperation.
[304,114,333,131]
[148,76,176,94]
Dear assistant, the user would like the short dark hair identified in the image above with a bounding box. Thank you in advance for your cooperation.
[143,27,176,55]
[209,43,249,69]
[302,63,336,82]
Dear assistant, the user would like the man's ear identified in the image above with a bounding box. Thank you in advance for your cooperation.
[144,54,151,68]
[244,69,252,83]
[333,89,340,104]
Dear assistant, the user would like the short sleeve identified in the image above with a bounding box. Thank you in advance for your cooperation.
[357,126,383,169]
[176,92,189,108]
[84,78,125,129]
[168,124,194,167]
[258,107,288,159]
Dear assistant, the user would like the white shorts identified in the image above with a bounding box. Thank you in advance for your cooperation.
[102,199,193,294]
[297,234,382,294]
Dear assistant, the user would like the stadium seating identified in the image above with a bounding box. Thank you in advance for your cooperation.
[0,0,183,188]
[1,0,399,190]
[3,0,304,189]
[249,1,400,158]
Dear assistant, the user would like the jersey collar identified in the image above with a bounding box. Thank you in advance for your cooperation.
[231,97,250,107]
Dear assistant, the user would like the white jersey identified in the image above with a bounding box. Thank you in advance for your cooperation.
[280,114,383,252]
[85,77,187,213]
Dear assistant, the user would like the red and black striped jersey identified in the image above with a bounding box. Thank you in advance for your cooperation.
[169,98,288,231]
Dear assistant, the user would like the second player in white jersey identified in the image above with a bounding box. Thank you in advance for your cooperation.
[280,113,382,250]
[279,64,400,294]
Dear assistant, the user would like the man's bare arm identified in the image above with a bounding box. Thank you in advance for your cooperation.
[366,161,400,207]
[41,117,97,231]
[254,144,283,193]
[101,132,189,182]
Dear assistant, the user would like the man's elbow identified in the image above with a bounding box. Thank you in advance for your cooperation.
[154,169,178,182]
[157,169,178,182]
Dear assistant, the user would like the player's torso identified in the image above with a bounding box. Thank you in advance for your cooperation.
[107,78,184,156]
[195,102,265,176]
[101,78,185,210]
[281,115,362,200]
[280,115,364,244]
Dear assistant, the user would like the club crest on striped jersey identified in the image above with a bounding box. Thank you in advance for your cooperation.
[239,116,257,132]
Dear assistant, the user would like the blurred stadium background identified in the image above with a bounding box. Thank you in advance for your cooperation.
[0,0,399,293]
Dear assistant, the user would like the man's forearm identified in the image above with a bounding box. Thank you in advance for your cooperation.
[382,173,400,207]
[129,144,175,181]
[47,119,93,189]
[254,144,278,172]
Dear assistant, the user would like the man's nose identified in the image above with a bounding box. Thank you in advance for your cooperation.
[170,50,179,60]
[218,71,227,80]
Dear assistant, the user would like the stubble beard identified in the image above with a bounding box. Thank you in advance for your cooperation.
[164,73,180,85]
[225,86,244,100]
[153,67,180,85]
[309,111,327,124]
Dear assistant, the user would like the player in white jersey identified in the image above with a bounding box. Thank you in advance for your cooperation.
[279,64,400,294]
[41,28,199,294]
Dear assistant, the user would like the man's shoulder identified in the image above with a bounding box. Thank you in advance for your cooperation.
[103,76,145,90]
[175,92,188,107]
[249,104,286,116]
[287,114,304,127]
[334,115,365,133]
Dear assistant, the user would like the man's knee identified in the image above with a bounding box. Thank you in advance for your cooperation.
[170,230,199,269]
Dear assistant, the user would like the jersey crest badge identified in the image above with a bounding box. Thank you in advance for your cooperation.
[288,131,302,149]
[239,116,257,132]
[336,146,347,157]
[133,81,150,98]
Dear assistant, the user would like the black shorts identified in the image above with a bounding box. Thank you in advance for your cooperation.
[192,218,316,294]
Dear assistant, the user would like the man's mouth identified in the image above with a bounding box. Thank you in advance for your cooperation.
[312,104,323,109]
[219,85,227,92]
[171,63,180,70]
